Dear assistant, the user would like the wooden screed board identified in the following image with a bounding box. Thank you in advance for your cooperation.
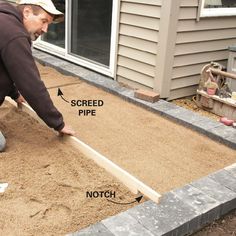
[6,98,161,203]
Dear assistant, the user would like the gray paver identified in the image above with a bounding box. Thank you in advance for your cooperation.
[66,223,114,236]
[208,125,236,148]
[191,176,236,215]
[119,89,135,99]
[160,106,188,122]
[44,56,69,67]
[172,184,221,226]
[209,125,235,139]
[225,131,236,146]
[161,107,215,134]
[165,107,206,125]
[209,169,236,192]
[101,211,154,236]
[225,163,236,178]
[62,64,91,77]
[33,52,52,61]
[152,100,180,113]
[127,192,200,236]
[192,117,223,132]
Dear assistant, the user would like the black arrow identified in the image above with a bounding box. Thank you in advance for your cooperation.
[106,195,143,205]
[57,88,69,103]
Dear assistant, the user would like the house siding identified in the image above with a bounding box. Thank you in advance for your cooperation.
[116,0,161,89]
[169,0,236,100]
[11,0,236,100]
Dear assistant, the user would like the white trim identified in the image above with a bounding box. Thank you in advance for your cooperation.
[34,0,118,78]
[34,42,113,76]
[201,7,236,17]
[200,0,236,17]
[33,41,65,56]
[65,0,70,55]
[109,0,120,78]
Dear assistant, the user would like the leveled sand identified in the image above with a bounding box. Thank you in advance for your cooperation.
[39,63,235,193]
[0,103,136,235]
[0,62,235,235]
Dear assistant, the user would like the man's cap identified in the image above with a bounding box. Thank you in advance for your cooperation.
[16,0,64,23]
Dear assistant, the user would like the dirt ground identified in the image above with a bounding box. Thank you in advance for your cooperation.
[172,98,220,121]
[0,62,235,235]
[194,209,236,236]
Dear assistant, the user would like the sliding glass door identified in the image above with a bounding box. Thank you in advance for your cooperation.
[70,0,113,67]
[38,0,116,76]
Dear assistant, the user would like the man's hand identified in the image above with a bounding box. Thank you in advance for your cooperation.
[15,94,26,108]
[59,125,75,136]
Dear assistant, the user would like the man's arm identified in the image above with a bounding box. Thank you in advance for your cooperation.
[2,36,73,134]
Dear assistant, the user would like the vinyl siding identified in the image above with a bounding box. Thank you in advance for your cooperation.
[116,0,161,88]
[169,0,236,100]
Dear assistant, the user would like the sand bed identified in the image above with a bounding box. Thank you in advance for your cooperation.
[0,103,136,235]
[38,64,236,194]
[0,63,235,235]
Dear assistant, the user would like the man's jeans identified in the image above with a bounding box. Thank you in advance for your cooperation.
[0,131,6,152]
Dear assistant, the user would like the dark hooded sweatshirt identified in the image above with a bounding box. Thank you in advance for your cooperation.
[0,2,64,131]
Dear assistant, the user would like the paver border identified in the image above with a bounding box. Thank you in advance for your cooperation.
[32,49,236,236]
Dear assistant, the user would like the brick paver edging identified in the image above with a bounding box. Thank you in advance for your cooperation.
[33,49,236,236]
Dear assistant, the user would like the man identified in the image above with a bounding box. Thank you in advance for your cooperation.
[0,0,75,152]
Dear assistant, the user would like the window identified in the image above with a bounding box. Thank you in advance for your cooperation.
[201,0,236,17]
